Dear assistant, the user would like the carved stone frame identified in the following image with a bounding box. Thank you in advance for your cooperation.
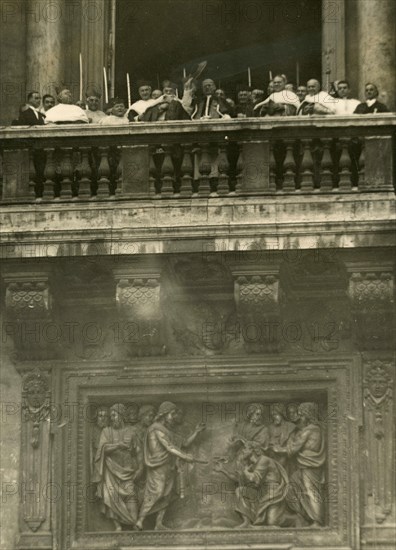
[51,354,361,550]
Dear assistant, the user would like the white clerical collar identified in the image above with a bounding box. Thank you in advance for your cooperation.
[366,99,376,107]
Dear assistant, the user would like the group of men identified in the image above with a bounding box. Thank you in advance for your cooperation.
[12,74,390,128]
[91,401,205,531]
[91,398,325,532]
[214,401,325,528]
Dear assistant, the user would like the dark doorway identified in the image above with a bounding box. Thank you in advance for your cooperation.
[115,0,322,100]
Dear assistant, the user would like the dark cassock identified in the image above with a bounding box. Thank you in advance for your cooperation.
[354,100,389,114]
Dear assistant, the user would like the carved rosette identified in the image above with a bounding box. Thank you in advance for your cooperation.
[115,275,165,356]
[348,271,394,350]
[20,369,52,539]
[363,360,394,524]
[234,273,281,352]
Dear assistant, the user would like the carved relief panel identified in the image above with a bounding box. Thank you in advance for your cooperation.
[55,356,361,550]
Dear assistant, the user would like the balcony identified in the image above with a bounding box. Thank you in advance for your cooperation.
[1,115,395,258]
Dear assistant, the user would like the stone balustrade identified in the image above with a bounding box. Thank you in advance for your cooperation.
[0,115,395,203]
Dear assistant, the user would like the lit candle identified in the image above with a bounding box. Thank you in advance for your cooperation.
[79,53,83,101]
[103,67,109,104]
[126,73,131,107]
[248,67,251,88]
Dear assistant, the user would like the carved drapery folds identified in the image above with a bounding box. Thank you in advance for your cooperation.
[348,268,394,350]
[232,269,281,352]
[19,369,52,547]
[363,360,394,524]
[4,272,55,360]
[114,267,165,356]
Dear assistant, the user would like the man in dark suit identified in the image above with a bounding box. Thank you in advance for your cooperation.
[18,91,46,125]
[354,83,390,114]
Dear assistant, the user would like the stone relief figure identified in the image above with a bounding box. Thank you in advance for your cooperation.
[272,402,326,527]
[214,440,290,528]
[267,403,297,467]
[286,402,300,424]
[232,403,269,447]
[94,403,143,531]
[135,401,206,531]
[90,407,109,478]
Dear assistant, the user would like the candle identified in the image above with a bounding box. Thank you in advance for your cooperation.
[79,53,83,101]
[183,67,186,79]
[204,96,210,117]
[103,67,108,104]
[175,87,179,99]
[248,67,251,88]
[126,73,131,107]
[269,70,273,81]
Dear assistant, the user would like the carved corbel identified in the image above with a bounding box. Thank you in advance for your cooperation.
[363,360,394,524]
[232,268,282,353]
[4,272,56,360]
[348,267,394,350]
[114,265,165,356]
[18,369,52,548]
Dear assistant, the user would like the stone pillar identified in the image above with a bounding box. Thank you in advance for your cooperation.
[26,0,65,96]
[80,0,110,103]
[356,0,396,110]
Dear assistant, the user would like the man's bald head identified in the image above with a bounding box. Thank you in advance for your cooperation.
[307,80,321,95]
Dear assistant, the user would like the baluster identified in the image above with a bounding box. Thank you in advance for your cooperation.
[28,150,37,201]
[42,148,56,201]
[180,145,193,198]
[160,146,175,198]
[358,140,365,190]
[78,147,92,199]
[320,138,333,192]
[115,149,123,197]
[338,137,352,191]
[300,139,314,192]
[198,143,211,197]
[234,144,243,195]
[217,143,230,195]
[283,139,296,192]
[59,147,73,199]
[269,141,277,192]
[149,147,160,197]
[97,147,110,198]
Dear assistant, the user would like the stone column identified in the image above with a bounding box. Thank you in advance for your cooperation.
[26,0,65,96]
[356,0,396,110]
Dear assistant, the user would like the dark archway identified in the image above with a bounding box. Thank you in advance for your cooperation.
[115,0,322,100]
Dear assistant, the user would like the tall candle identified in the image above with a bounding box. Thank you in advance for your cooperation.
[204,96,210,117]
[103,67,109,104]
[126,73,131,107]
[79,53,83,101]
[248,67,251,88]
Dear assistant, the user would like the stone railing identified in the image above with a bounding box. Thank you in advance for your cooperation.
[0,115,395,203]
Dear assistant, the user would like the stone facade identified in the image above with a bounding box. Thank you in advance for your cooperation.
[0,1,395,550]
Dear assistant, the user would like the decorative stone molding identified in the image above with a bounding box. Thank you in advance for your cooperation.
[363,359,394,525]
[231,267,281,353]
[114,265,165,356]
[6,280,51,319]
[18,369,52,548]
[3,271,55,360]
[348,267,394,350]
